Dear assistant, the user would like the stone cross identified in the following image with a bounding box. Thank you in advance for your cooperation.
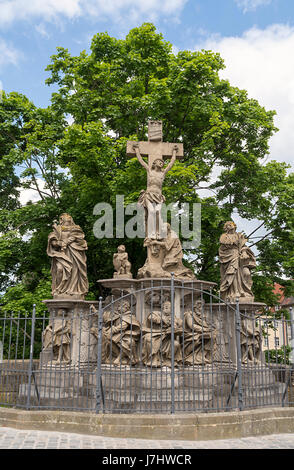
[126,120,184,167]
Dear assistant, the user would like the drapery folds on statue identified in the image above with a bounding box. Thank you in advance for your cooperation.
[47,213,89,299]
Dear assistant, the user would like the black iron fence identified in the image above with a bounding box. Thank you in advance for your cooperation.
[0,282,293,414]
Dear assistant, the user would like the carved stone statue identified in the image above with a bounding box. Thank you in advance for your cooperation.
[183,301,216,365]
[144,290,170,307]
[113,245,132,279]
[100,300,141,366]
[219,221,256,302]
[135,142,178,239]
[241,318,262,363]
[42,309,71,364]
[161,223,195,279]
[137,237,169,278]
[142,301,183,367]
[47,213,89,299]
[137,223,195,279]
[128,120,183,240]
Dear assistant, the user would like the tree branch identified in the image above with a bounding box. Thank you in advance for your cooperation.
[248,229,275,248]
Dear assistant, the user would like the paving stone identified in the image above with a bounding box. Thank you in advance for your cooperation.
[1,426,294,448]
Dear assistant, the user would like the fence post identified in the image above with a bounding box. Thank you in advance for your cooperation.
[170,273,175,414]
[281,307,294,406]
[95,297,103,414]
[289,307,294,403]
[26,303,36,410]
[289,307,294,357]
[235,298,244,411]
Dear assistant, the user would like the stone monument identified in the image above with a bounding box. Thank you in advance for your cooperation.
[141,300,183,367]
[26,123,283,412]
[94,126,283,412]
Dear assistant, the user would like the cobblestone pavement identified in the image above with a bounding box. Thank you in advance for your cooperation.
[0,427,294,449]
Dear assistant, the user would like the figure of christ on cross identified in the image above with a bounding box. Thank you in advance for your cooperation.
[127,121,183,240]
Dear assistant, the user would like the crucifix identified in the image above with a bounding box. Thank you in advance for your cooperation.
[127,120,184,239]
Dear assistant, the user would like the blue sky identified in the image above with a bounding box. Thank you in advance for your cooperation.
[0,0,293,110]
[1,0,294,228]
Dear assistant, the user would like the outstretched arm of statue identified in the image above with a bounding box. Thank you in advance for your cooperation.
[164,144,178,174]
[133,143,149,171]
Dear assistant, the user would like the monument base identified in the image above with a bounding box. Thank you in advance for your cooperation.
[17,362,286,412]
[82,363,286,413]
[41,299,99,367]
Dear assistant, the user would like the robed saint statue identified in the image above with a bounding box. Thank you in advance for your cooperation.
[47,213,89,299]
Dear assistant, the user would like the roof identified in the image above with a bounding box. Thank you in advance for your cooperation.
[281,297,294,307]
[273,283,294,308]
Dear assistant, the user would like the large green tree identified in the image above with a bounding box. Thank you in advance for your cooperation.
[0,23,293,311]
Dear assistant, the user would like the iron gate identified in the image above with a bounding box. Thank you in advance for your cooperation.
[0,281,293,413]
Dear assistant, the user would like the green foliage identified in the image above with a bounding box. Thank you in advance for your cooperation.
[0,273,52,358]
[265,346,292,365]
[0,22,293,312]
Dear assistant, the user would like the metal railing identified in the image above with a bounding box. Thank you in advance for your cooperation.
[0,282,293,414]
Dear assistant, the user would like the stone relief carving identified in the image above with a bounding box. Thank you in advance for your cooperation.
[141,301,183,367]
[90,308,112,364]
[183,301,216,365]
[100,300,141,366]
[144,290,170,307]
[240,317,262,363]
[42,309,72,364]
[89,298,221,367]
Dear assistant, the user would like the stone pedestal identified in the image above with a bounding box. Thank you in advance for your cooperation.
[207,302,266,365]
[42,299,99,367]
[18,299,100,409]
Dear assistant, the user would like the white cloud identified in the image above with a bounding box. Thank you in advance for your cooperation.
[196,24,294,168]
[0,0,187,27]
[0,0,81,25]
[66,114,75,126]
[0,38,20,69]
[18,178,46,206]
[35,23,51,39]
[234,0,272,13]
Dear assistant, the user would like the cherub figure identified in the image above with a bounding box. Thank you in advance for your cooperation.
[113,245,132,278]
